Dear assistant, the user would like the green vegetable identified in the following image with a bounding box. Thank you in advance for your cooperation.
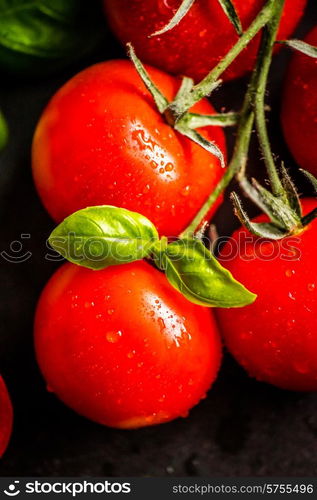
[154,238,256,308]
[0,0,104,76]
[49,205,256,308]
[49,206,159,270]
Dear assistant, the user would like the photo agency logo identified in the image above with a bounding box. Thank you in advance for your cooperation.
[3,481,20,496]
[2,480,131,497]
[0,233,302,265]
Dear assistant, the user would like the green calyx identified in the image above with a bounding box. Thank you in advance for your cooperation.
[228,0,317,239]
[49,206,256,309]
[127,44,226,168]
[148,0,242,38]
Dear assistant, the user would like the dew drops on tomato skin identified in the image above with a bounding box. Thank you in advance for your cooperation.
[285,269,295,278]
[106,330,123,343]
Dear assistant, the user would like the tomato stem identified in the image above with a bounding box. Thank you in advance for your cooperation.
[175,0,277,113]
[253,0,286,200]
[181,0,288,238]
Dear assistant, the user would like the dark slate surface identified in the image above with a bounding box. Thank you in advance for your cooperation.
[0,1,316,477]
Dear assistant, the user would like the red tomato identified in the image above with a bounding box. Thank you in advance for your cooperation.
[32,60,226,237]
[34,261,222,428]
[216,198,317,392]
[281,26,317,176]
[103,0,307,82]
[0,376,13,457]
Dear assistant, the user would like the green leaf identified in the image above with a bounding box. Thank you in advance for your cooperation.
[149,0,195,37]
[0,0,103,76]
[49,206,159,270]
[154,238,256,308]
[218,0,243,36]
[0,109,8,151]
[278,39,317,58]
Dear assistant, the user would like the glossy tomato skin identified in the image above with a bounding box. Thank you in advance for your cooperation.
[0,376,13,458]
[216,199,317,392]
[281,27,317,176]
[103,0,307,82]
[32,60,226,237]
[34,261,222,428]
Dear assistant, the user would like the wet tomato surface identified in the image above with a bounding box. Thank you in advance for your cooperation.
[32,60,226,237]
[0,376,13,457]
[103,0,307,82]
[216,199,317,391]
[35,260,222,428]
[282,26,317,176]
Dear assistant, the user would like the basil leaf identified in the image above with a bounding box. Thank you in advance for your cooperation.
[278,39,317,58]
[49,206,159,270]
[0,0,103,76]
[0,109,8,150]
[218,0,243,36]
[155,238,256,308]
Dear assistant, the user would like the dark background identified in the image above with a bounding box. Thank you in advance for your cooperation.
[0,1,316,477]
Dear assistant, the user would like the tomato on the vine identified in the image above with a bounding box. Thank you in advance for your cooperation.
[281,26,317,177]
[216,198,317,391]
[103,0,307,82]
[32,60,226,237]
[0,376,13,457]
[34,261,222,428]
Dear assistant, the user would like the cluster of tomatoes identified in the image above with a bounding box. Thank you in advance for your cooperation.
[1,0,316,457]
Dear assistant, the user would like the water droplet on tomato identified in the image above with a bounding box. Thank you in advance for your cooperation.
[107,309,115,315]
[285,269,295,278]
[308,283,316,292]
[158,317,166,331]
[106,330,122,343]
[127,351,136,359]
[165,163,174,172]
[181,185,191,196]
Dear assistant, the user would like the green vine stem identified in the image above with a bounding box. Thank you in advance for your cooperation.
[176,0,276,114]
[253,0,286,200]
[179,87,255,238]
[180,0,285,238]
